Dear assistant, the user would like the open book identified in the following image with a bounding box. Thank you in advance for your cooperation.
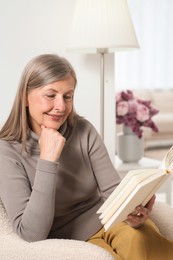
[97,146,173,232]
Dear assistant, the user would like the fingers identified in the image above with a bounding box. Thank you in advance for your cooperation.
[39,125,46,144]
[135,205,149,218]
[126,211,145,227]
[126,203,152,228]
[39,126,66,162]
[145,195,156,211]
[127,195,156,225]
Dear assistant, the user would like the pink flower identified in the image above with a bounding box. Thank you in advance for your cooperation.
[117,101,129,116]
[116,92,122,102]
[116,90,159,138]
[128,100,138,113]
[136,104,150,122]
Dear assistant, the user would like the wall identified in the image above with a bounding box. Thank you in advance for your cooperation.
[0,0,115,162]
[116,0,173,90]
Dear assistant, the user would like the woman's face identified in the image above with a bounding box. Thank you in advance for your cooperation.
[26,77,75,135]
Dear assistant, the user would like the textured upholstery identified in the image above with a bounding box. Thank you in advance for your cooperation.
[0,198,113,260]
[0,199,173,259]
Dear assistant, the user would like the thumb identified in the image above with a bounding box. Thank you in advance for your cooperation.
[146,195,156,211]
[39,125,46,145]
[41,124,46,130]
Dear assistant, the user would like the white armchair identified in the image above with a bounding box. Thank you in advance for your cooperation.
[0,199,113,260]
[0,198,173,260]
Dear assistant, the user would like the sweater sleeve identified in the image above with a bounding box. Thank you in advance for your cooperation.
[90,135,121,200]
[0,152,57,242]
[80,120,121,200]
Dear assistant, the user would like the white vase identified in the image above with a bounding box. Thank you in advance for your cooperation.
[117,125,144,163]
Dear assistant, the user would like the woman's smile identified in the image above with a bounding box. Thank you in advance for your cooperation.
[45,112,64,121]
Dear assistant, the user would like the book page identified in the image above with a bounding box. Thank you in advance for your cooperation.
[99,169,158,222]
[103,173,169,231]
[97,145,173,232]
[97,168,157,214]
[160,146,173,171]
[100,169,164,225]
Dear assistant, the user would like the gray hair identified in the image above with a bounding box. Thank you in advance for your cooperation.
[0,54,78,150]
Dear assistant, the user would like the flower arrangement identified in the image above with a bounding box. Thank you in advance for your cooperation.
[116,90,159,138]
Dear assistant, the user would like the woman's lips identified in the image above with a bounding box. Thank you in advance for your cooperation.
[46,113,64,121]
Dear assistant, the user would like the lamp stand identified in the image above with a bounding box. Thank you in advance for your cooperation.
[100,51,105,140]
[99,53,116,164]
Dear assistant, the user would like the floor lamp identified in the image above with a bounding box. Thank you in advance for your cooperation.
[67,0,139,146]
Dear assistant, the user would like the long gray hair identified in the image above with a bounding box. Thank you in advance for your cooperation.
[0,54,78,149]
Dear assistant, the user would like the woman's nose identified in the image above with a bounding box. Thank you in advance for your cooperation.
[54,96,65,111]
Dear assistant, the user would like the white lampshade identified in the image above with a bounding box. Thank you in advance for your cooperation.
[67,0,139,53]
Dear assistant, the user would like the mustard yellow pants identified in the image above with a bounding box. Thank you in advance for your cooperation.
[87,219,173,260]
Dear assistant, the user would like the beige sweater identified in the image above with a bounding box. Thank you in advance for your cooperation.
[0,118,120,242]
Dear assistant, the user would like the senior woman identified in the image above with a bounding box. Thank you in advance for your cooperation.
[0,54,173,259]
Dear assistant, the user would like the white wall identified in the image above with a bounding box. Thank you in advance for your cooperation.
[0,0,115,162]
[116,0,173,90]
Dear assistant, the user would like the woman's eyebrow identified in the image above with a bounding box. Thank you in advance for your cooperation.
[44,88,74,94]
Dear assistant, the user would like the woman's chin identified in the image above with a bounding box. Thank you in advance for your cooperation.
[43,122,61,130]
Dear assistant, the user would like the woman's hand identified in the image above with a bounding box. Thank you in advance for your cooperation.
[39,125,66,162]
[125,195,156,228]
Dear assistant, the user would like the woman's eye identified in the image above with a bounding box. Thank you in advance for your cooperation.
[46,94,56,99]
[64,95,73,101]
